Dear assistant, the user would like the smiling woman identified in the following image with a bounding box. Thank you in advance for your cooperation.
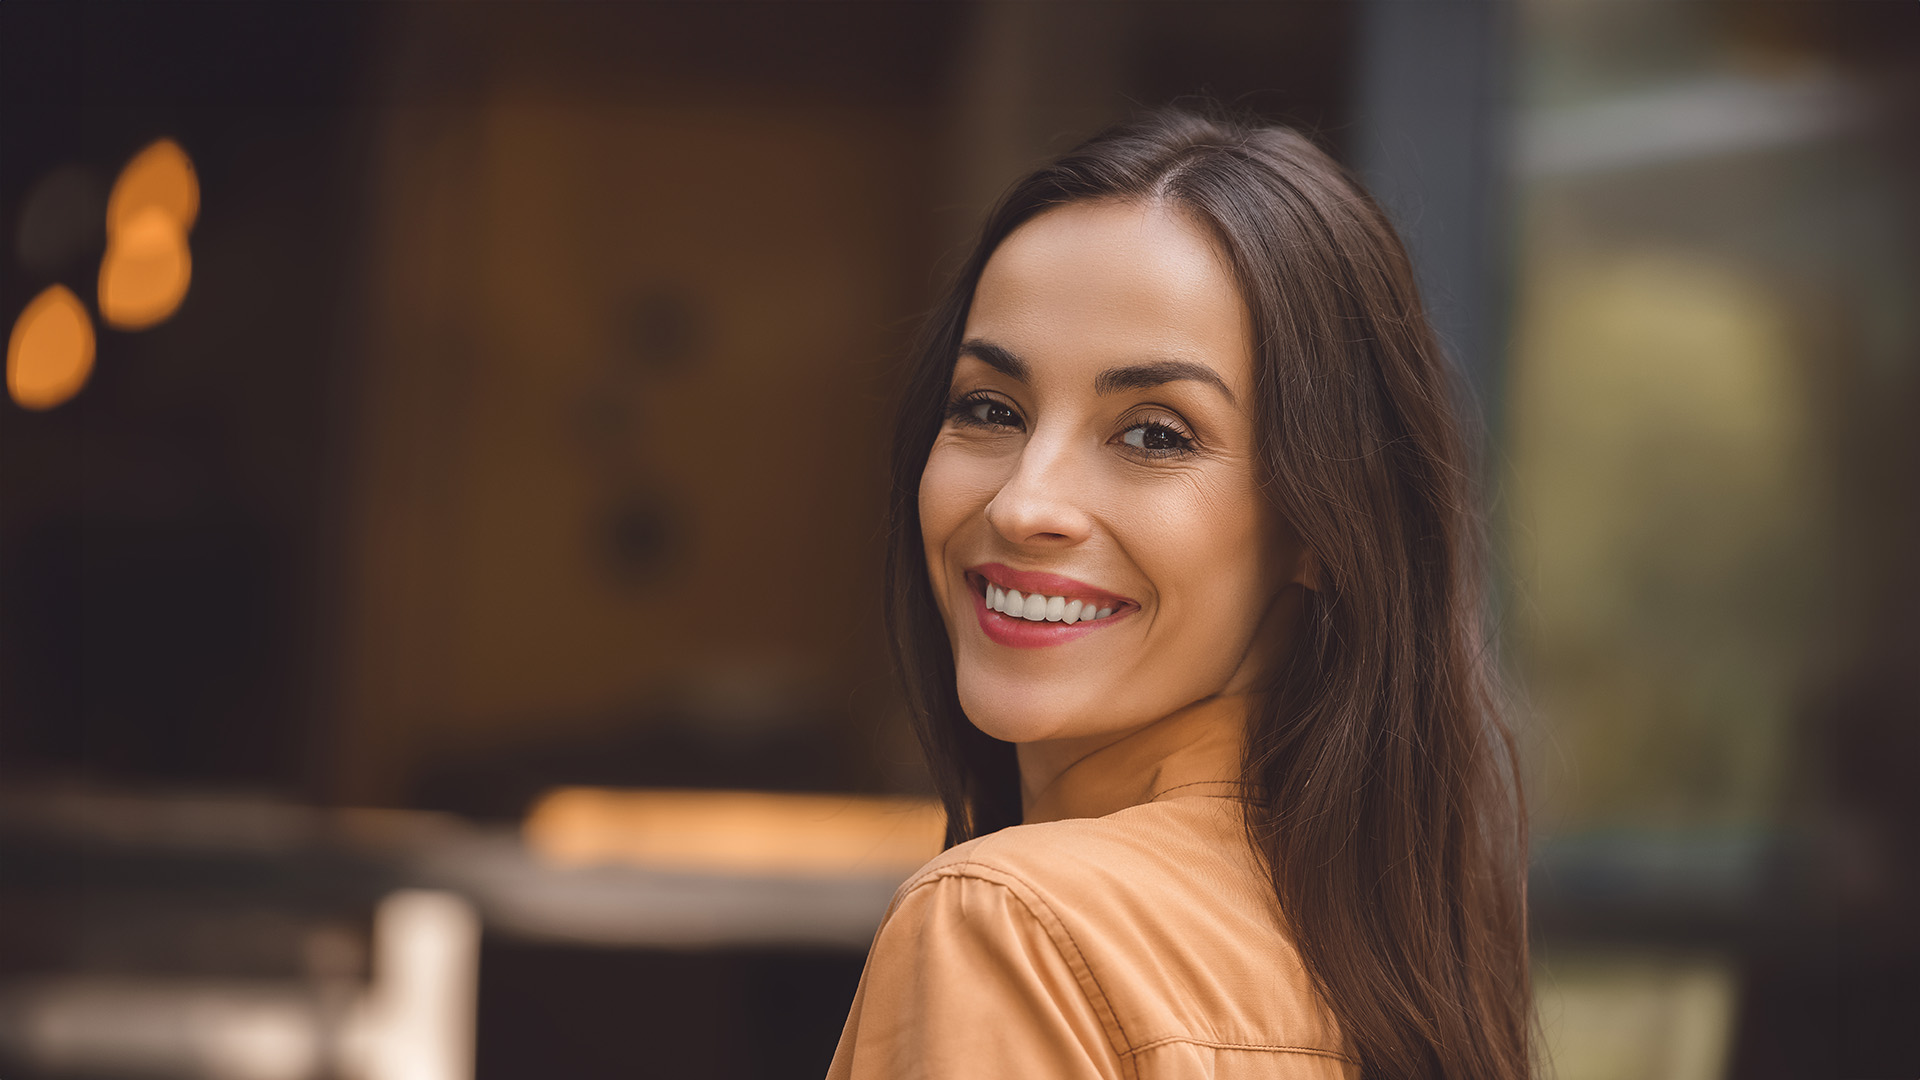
[923,200,1304,775]
[830,108,1533,1080]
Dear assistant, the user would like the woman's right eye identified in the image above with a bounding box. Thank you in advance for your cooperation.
[946,394,1022,430]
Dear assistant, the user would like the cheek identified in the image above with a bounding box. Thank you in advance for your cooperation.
[916,446,962,566]
[917,443,999,600]
[1136,480,1273,632]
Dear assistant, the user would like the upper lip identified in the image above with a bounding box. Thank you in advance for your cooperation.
[965,562,1135,608]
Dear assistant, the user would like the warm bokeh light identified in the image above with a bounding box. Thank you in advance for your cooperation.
[524,788,946,876]
[106,138,199,238]
[99,207,193,330]
[7,285,96,410]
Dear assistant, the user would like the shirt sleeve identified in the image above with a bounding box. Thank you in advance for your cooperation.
[826,870,1125,1080]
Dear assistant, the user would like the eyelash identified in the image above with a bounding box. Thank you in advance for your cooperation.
[942,391,1198,459]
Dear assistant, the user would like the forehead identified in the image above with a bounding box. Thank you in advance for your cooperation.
[964,199,1254,395]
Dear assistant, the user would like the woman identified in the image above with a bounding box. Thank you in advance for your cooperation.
[829,108,1533,1080]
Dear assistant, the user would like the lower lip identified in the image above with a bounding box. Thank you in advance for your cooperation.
[970,585,1130,649]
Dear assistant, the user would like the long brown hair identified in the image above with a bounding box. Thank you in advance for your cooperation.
[883,107,1532,1080]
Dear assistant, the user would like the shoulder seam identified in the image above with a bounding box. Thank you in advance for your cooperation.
[894,861,1354,1072]
[1125,1034,1358,1065]
[902,860,1139,1072]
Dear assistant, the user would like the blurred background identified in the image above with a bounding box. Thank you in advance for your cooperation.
[1,2,1914,1078]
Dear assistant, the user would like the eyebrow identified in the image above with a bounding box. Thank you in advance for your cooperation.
[957,338,1236,406]
[1093,359,1237,405]
[957,339,1030,382]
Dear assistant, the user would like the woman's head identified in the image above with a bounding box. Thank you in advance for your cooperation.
[886,107,1531,1079]
[890,107,1491,825]
[918,197,1312,752]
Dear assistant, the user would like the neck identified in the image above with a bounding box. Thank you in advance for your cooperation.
[1017,693,1251,824]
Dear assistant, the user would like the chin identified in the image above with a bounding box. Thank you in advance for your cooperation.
[953,665,1154,746]
[953,670,1091,745]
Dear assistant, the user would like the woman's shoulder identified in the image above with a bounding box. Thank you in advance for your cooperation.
[905,793,1259,902]
[881,795,1353,1073]
[893,795,1280,961]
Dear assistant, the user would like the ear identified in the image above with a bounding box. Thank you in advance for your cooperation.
[1272,513,1321,593]
[1293,546,1322,592]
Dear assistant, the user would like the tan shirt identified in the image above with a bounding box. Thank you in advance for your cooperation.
[827,698,1358,1079]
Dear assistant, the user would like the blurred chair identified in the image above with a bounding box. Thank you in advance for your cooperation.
[0,890,478,1080]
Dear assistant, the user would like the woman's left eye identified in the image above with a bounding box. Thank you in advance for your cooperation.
[1119,420,1195,456]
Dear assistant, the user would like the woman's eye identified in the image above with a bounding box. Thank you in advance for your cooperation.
[948,394,1022,429]
[1121,421,1194,455]
[972,400,1019,427]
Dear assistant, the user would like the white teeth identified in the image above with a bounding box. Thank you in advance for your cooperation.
[982,580,1122,624]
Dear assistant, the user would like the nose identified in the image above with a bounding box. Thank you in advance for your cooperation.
[984,427,1094,548]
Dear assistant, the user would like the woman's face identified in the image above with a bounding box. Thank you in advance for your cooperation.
[919,198,1309,753]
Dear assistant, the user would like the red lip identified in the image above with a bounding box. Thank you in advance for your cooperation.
[964,562,1135,609]
[960,562,1137,650]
